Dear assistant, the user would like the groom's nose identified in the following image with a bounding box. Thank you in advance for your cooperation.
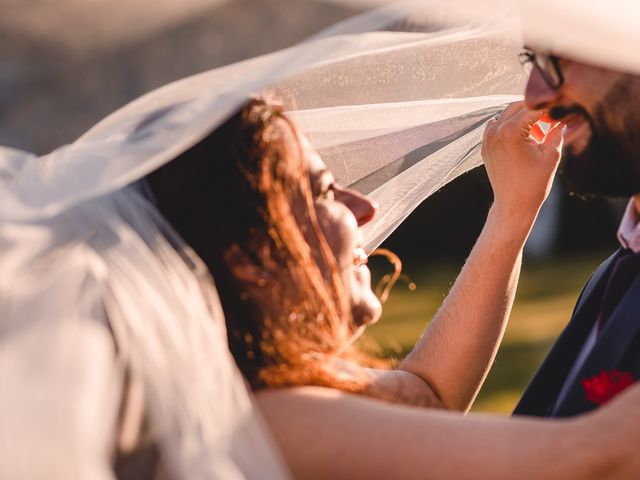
[525,67,561,111]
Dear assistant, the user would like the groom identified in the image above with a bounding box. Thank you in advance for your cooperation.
[513,49,640,417]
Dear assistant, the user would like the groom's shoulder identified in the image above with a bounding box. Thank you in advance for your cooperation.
[590,248,622,278]
[573,249,622,306]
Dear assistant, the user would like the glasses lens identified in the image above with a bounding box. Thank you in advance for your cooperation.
[520,49,563,89]
[546,58,562,88]
[536,54,561,89]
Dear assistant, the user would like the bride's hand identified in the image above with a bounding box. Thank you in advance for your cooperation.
[481,101,563,221]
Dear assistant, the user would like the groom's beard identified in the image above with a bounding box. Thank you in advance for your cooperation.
[558,78,640,198]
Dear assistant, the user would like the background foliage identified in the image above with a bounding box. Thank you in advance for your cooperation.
[363,250,610,413]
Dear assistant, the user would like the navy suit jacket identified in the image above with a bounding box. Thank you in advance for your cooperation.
[514,249,640,418]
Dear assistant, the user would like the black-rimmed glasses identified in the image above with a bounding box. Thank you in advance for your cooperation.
[519,47,564,90]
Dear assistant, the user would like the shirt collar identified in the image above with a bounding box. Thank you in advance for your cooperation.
[617,196,640,252]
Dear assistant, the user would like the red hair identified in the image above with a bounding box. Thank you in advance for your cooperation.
[148,96,368,392]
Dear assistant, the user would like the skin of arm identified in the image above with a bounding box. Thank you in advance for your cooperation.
[257,385,640,480]
[368,103,565,411]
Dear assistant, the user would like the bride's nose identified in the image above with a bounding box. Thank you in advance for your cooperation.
[335,187,377,226]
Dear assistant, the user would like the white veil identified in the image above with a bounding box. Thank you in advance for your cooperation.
[0,183,287,479]
[2,0,638,478]
[2,13,525,248]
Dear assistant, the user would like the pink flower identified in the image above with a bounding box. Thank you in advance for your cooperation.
[582,369,636,406]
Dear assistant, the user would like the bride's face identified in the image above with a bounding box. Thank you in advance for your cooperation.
[300,134,382,332]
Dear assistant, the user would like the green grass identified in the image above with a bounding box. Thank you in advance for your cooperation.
[359,252,608,413]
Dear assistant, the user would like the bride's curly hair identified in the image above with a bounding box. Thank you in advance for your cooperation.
[148,96,368,393]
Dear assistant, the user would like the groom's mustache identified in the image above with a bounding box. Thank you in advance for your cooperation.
[549,104,591,124]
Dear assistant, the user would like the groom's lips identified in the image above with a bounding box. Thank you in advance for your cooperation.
[562,114,591,145]
[549,105,593,148]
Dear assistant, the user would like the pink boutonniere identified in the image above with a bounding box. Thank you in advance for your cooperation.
[582,369,636,406]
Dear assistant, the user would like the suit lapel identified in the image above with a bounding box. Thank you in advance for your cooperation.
[513,250,621,416]
[552,270,640,416]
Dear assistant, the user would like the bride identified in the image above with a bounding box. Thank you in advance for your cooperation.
[147,95,640,479]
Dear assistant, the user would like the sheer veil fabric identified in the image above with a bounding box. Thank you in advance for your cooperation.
[0,185,287,479]
[1,0,638,478]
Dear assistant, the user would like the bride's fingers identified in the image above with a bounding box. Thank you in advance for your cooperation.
[491,104,545,142]
[483,104,555,158]
[484,103,532,145]
[500,107,545,141]
[484,105,531,143]
[482,116,500,156]
[540,121,564,156]
[483,103,527,141]
[494,101,528,124]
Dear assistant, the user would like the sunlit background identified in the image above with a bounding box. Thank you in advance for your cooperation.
[4,0,623,413]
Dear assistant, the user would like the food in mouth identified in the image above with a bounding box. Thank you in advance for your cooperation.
[530,112,555,142]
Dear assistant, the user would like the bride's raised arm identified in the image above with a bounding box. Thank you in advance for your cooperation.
[368,102,564,411]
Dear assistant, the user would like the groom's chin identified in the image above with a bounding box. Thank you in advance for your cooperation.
[560,145,640,198]
[559,154,601,198]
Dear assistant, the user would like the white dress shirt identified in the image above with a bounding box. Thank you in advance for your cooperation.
[618,196,640,253]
